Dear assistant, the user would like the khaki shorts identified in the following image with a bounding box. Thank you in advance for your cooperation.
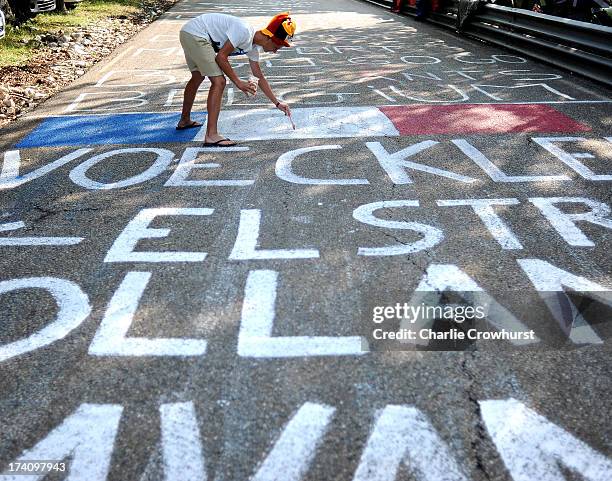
[179,30,223,77]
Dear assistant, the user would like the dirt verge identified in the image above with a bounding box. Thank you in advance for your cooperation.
[0,0,180,129]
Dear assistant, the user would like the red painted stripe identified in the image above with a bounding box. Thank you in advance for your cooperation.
[379,104,591,135]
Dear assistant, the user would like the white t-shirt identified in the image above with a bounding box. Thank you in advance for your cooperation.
[181,13,260,62]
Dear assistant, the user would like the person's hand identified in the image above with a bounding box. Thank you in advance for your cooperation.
[276,102,291,116]
[237,80,257,97]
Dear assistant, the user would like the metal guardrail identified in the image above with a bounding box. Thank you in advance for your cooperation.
[464,5,612,87]
[359,0,612,88]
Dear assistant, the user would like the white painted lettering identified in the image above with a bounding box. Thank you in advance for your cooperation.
[165,147,253,187]
[104,208,213,263]
[70,148,174,190]
[0,404,122,481]
[275,145,369,185]
[366,141,476,184]
[353,405,468,481]
[1,149,92,190]
[237,270,363,357]
[160,402,206,481]
[251,403,335,481]
[229,210,319,260]
[532,137,612,181]
[0,277,90,362]
[517,258,610,344]
[436,199,523,249]
[353,201,443,256]
[452,139,570,182]
[481,398,612,481]
[529,197,612,246]
[89,272,208,356]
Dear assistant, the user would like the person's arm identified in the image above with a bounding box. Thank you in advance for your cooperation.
[249,59,291,115]
[216,41,256,95]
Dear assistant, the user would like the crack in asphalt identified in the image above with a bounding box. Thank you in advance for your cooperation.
[380,230,433,277]
[461,352,494,481]
[31,205,100,222]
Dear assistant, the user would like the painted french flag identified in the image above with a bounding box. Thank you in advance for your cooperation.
[18,104,589,148]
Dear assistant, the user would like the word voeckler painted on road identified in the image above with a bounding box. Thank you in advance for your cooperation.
[3,136,611,188]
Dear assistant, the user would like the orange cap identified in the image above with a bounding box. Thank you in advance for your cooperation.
[261,12,296,48]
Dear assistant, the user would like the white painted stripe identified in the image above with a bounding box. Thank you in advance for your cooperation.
[0,277,91,362]
[0,404,122,481]
[0,237,84,246]
[250,403,335,481]
[353,405,468,481]
[88,271,207,357]
[0,221,26,232]
[0,151,21,180]
[237,270,364,358]
[194,107,399,142]
[481,398,612,481]
[160,402,207,481]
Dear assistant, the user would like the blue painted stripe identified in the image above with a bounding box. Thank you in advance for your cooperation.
[16,112,207,148]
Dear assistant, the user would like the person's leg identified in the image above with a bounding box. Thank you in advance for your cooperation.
[205,75,234,145]
[178,70,205,128]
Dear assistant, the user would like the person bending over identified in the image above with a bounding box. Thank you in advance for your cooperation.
[177,12,295,146]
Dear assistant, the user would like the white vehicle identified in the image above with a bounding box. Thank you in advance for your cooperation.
[0,9,5,40]
[29,0,56,13]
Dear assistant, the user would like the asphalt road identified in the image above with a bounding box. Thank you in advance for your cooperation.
[0,0,611,480]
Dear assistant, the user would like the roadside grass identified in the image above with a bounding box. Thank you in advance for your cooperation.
[0,1,141,67]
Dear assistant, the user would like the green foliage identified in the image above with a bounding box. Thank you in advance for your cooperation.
[0,0,142,67]
[0,24,38,66]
